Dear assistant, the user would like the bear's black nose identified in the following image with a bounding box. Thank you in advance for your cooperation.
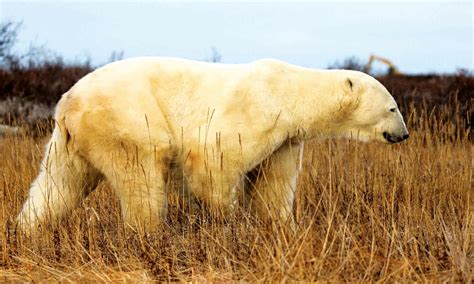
[402,134,409,140]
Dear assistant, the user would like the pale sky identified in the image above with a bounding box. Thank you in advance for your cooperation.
[1,1,472,73]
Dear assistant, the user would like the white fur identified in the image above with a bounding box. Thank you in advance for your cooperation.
[17,57,408,230]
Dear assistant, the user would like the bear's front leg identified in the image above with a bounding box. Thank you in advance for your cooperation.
[183,151,242,220]
[246,141,303,223]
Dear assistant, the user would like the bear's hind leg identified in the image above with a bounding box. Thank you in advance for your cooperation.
[99,147,167,231]
[246,141,303,223]
[17,127,101,231]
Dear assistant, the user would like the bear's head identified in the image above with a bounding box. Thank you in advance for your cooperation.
[335,71,409,144]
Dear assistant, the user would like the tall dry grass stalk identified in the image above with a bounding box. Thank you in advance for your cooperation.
[0,98,471,282]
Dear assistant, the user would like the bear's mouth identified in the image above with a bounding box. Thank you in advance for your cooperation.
[383,131,409,144]
[383,132,397,143]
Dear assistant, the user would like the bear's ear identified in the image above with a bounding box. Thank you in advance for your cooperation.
[344,78,355,93]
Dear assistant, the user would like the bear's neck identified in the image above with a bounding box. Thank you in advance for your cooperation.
[272,68,347,141]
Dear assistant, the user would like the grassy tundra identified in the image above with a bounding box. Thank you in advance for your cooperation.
[0,72,472,281]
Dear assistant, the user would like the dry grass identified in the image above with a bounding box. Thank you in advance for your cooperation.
[0,101,472,282]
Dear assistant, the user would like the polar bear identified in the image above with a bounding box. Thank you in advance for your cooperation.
[17,57,409,231]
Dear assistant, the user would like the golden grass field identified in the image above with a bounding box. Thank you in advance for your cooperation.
[0,102,472,282]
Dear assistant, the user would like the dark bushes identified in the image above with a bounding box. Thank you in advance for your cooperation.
[0,61,91,105]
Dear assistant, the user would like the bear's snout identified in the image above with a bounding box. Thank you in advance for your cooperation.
[383,131,409,143]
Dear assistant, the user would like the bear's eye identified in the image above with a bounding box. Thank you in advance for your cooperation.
[389,108,396,112]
